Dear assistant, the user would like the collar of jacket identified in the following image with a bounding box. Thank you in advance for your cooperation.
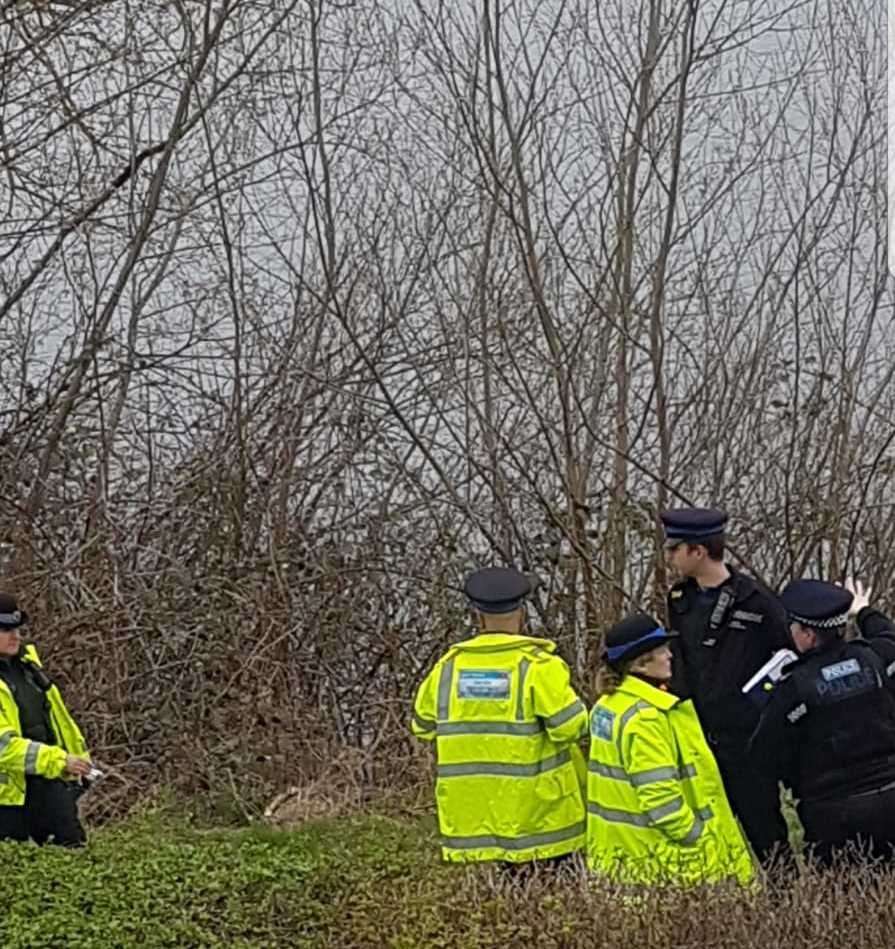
[457,633,557,653]
[673,564,756,604]
[618,673,680,711]
[791,636,846,667]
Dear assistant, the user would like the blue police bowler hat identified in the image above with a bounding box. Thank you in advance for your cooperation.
[780,579,852,629]
[660,507,728,547]
[464,567,532,614]
[602,613,678,665]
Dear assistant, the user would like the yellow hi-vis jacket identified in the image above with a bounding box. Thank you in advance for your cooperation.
[586,675,754,885]
[0,644,89,806]
[412,633,588,863]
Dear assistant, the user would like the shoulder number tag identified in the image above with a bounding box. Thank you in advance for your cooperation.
[457,669,510,700]
[787,702,807,723]
[732,610,763,624]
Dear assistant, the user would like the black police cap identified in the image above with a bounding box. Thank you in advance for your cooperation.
[464,567,532,614]
[0,593,27,630]
[780,579,852,629]
[660,507,728,547]
[603,613,678,666]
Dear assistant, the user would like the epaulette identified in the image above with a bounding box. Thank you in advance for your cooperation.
[634,705,660,721]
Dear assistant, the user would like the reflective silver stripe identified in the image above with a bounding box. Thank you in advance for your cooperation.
[23,742,40,775]
[681,807,714,845]
[633,763,697,785]
[544,699,586,730]
[0,731,15,754]
[588,761,629,780]
[587,801,652,827]
[682,817,705,845]
[441,820,585,852]
[631,766,682,786]
[887,661,895,678]
[616,700,651,759]
[437,720,543,737]
[516,659,530,720]
[588,800,713,831]
[645,796,685,823]
[413,713,436,733]
[437,658,455,721]
[437,749,570,779]
[588,761,698,785]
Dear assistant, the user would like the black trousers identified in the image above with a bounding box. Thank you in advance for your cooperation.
[800,784,895,868]
[0,776,86,847]
[498,853,580,880]
[713,743,792,866]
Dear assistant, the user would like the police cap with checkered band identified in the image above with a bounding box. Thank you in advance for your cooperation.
[780,579,852,630]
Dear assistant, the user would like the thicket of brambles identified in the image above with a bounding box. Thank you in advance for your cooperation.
[0,0,891,826]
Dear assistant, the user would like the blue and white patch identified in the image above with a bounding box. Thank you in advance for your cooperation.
[821,659,861,682]
[591,706,616,741]
[457,669,510,700]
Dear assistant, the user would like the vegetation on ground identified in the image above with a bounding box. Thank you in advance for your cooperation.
[4,805,894,948]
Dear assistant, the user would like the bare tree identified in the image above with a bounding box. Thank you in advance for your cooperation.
[0,0,889,815]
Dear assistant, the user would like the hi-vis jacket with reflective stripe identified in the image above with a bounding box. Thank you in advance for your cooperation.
[587,675,754,885]
[412,633,588,863]
[0,644,89,806]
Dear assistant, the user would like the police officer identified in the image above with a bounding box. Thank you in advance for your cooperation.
[749,578,895,866]
[586,613,754,886]
[0,594,93,846]
[411,567,588,868]
[660,508,792,865]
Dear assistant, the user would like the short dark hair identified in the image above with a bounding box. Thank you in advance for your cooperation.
[686,534,724,561]
[803,624,841,645]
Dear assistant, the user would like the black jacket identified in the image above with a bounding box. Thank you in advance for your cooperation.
[667,565,790,748]
[0,655,55,744]
[748,607,895,803]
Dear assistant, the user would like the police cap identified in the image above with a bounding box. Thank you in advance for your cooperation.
[464,567,531,614]
[780,579,852,630]
[0,593,27,630]
[660,507,728,548]
[602,613,678,666]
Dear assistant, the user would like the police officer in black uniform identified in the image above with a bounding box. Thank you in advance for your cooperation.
[749,578,895,866]
[661,508,792,865]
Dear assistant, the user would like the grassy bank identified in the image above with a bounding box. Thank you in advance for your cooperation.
[3,809,893,948]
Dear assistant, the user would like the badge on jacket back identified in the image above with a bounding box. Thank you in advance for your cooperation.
[457,669,510,700]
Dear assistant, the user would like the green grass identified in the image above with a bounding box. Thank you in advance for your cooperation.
[0,808,448,948]
[1,807,893,948]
